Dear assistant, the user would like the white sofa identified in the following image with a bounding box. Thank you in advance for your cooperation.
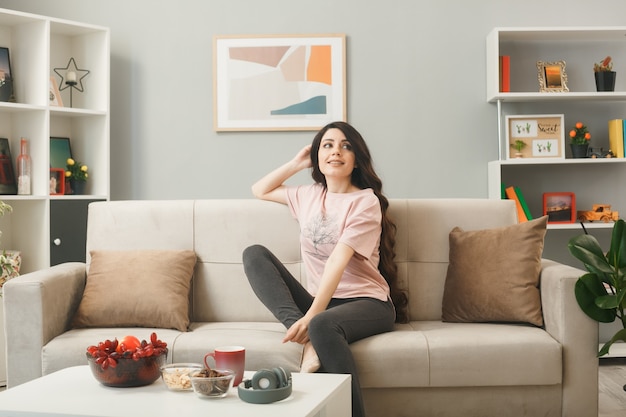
[3,199,598,417]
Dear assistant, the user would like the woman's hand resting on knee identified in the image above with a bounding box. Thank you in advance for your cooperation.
[283,316,312,344]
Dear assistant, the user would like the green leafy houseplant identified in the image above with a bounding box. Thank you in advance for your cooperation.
[568,219,626,356]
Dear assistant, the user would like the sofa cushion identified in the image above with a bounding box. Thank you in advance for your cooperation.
[71,250,196,331]
[441,216,547,327]
[352,321,561,389]
[175,322,303,372]
[419,321,561,387]
[352,323,430,388]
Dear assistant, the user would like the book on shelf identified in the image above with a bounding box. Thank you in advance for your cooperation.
[499,55,510,93]
[504,185,528,223]
[622,119,626,158]
[608,119,624,158]
[513,186,532,221]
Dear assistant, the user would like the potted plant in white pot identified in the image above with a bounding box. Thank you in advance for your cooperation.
[0,200,21,296]
[568,219,626,356]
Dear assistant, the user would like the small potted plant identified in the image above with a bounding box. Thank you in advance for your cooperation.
[594,56,616,92]
[65,158,89,195]
[569,121,591,158]
[0,200,20,296]
[510,139,527,158]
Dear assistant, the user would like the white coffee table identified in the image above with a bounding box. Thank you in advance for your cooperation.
[0,366,351,417]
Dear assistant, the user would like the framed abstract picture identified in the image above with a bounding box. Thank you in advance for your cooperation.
[213,34,346,131]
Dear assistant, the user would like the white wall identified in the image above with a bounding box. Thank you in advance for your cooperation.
[3,0,623,201]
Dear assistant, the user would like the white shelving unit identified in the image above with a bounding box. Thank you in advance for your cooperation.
[486,26,626,231]
[0,8,110,386]
[487,27,626,353]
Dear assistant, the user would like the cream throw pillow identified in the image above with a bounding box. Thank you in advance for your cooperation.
[441,216,548,327]
[72,250,196,331]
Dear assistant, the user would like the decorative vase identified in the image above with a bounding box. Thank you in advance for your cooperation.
[595,71,616,92]
[69,179,86,195]
[571,143,589,158]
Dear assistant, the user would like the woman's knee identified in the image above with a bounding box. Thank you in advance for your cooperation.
[242,244,269,264]
[308,312,343,342]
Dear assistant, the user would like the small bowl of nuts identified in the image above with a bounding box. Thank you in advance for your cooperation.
[190,368,235,398]
[160,363,204,391]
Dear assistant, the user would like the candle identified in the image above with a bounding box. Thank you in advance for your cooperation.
[66,71,77,83]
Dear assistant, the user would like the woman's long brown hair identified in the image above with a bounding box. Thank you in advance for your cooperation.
[310,122,409,323]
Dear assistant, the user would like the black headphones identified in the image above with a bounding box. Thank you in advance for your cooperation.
[237,367,292,404]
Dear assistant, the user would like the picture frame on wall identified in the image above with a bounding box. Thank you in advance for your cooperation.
[0,138,16,194]
[0,47,15,102]
[213,34,346,131]
[505,114,565,160]
[49,77,63,107]
[537,61,569,92]
[543,192,576,224]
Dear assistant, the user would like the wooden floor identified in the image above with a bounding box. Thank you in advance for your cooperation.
[599,358,626,417]
[0,361,625,415]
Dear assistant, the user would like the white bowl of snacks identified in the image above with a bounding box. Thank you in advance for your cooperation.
[160,363,204,391]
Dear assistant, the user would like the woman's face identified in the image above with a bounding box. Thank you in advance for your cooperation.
[317,128,356,181]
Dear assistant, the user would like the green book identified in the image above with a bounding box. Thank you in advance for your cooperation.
[514,186,533,220]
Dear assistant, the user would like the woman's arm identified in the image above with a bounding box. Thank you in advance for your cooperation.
[283,242,355,344]
[251,145,312,204]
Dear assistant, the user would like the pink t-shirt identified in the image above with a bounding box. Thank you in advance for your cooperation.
[285,183,390,301]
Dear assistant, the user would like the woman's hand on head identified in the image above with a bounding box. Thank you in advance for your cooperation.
[250,144,312,204]
[292,145,313,171]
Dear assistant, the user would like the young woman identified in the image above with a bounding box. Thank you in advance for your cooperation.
[242,121,407,417]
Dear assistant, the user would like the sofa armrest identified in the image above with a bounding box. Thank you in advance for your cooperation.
[3,262,86,387]
[540,258,598,417]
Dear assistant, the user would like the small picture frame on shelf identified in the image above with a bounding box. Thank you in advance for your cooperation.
[49,77,63,107]
[543,192,576,224]
[537,61,569,93]
[505,114,565,160]
[50,137,72,170]
[0,138,16,194]
[49,168,65,195]
[0,47,15,102]
[50,137,72,195]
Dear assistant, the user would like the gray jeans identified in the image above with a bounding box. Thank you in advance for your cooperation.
[242,244,395,417]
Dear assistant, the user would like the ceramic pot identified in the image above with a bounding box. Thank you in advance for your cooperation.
[69,179,86,195]
[571,143,589,158]
[595,71,616,92]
